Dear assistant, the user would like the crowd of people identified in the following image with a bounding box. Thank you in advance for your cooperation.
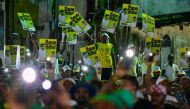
[0,32,190,109]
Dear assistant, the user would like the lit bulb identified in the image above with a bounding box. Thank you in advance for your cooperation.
[126,49,134,58]
[82,66,88,71]
[46,57,51,61]
[78,60,82,64]
[120,56,124,60]
[22,68,36,83]
[42,79,52,90]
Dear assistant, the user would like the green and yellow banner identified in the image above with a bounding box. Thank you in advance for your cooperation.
[17,12,35,31]
[121,4,139,27]
[146,37,161,53]
[66,12,91,36]
[142,13,155,34]
[101,10,120,33]
[62,27,78,45]
[80,44,98,66]
[5,45,18,65]
[39,39,57,57]
[58,6,75,27]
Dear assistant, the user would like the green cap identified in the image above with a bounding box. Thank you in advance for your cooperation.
[92,89,135,109]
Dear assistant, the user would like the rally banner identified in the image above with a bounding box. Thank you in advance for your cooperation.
[80,44,98,66]
[146,37,161,53]
[58,6,75,27]
[120,4,139,27]
[17,12,35,31]
[151,37,161,53]
[61,27,78,45]
[66,12,91,36]
[142,13,155,35]
[5,45,18,66]
[101,10,120,33]
[39,39,57,57]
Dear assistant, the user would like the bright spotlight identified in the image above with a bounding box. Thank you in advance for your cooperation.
[149,53,153,56]
[42,79,52,90]
[46,57,51,61]
[187,51,190,56]
[82,65,88,72]
[4,68,9,73]
[120,56,124,60]
[22,68,36,83]
[26,52,31,57]
[126,49,134,58]
[78,60,82,64]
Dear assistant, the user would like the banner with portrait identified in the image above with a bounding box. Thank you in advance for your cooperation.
[120,4,139,27]
[61,27,78,45]
[142,13,155,35]
[66,12,91,36]
[5,45,18,66]
[80,44,99,67]
[58,6,75,27]
[101,10,120,33]
[39,39,57,57]
[17,12,35,31]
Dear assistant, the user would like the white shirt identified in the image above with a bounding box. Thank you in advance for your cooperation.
[163,64,179,81]
[83,25,91,32]
[73,25,82,33]
[69,38,77,45]
[101,19,109,28]
[51,56,56,64]
[143,48,152,57]
[59,15,66,24]
[128,56,138,77]
[83,57,93,66]
[121,13,128,23]
[21,20,27,29]
[93,61,101,70]
[142,21,148,32]
[128,21,137,28]
[154,55,160,62]
[179,58,188,69]
[5,56,11,65]
[38,49,47,59]
[61,32,68,42]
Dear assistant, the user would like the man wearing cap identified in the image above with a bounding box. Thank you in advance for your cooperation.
[162,54,179,82]
[96,33,115,80]
[61,65,71,78]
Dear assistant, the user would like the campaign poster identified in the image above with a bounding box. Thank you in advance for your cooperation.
[39,39,57,57]
[5,45,18,66]
[66,12,91,36]
[80,44,99,66]
[17,12,35,31]
[101,10,120,33]
[142,13,155,35]
[120,4,139,27]
[58,6,75,27]
[151,37,161,53]
[61,27,78,45]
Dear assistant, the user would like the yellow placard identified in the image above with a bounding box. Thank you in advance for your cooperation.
[39,39,57,57]
[101,10,120,33]
[142,13,155,34]
[66,12,91,36]
[58,6,75,27]
[121,4,139,27]
[80,44,98,65]
[17,12,35,31]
